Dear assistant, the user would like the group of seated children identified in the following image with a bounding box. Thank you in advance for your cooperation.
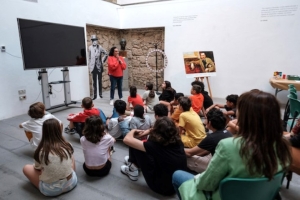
[21,99,114,196]
[21,80,296,199]
[172,90,291,200]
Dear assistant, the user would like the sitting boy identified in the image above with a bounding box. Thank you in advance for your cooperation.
[65,97,99,135]
[178,97,206,148]
[190,85,204,114]
[106,100,132,139]
[185,108,232,173]
[191,80,213,110]
[170,93,184,125]
[206,94,239,120]
[19,102,62,149]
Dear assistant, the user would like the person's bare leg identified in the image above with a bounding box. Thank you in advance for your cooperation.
[71,156,76,171]
[23,165,41,189]
[69,121,75,129]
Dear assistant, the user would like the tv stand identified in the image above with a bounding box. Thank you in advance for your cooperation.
[39,67,77,110]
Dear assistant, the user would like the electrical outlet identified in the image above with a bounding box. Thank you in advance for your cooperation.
[1,46,5,52]
[18,89,26,95]
[19,95,26,100]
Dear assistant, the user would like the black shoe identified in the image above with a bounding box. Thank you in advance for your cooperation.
[92,96,97,100]
[100,95,103,98]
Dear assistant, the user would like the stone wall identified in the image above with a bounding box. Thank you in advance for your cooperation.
[86,25,165,96]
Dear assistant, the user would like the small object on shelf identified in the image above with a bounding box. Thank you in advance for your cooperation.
[282,74,286,79]
[287,75,300,80]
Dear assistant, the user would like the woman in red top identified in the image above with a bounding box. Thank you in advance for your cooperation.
[107,47,127,106]
[126,86,144,111]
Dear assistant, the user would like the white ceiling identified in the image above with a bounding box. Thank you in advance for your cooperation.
[116,0,176,5]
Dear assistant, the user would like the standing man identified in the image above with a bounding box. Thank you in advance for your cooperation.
[88,35,108,100]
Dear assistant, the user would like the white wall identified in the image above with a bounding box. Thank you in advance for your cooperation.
[0,0,299,120]
[0,0,120,120]
[121,0,300,103]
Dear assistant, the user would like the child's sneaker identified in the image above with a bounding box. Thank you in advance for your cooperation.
[121,163,139,181]
[64,126,77,135]
[124,155,130,165]
[110,100,114,106]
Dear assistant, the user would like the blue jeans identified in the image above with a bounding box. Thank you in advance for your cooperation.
[172,170,194,200]
[110,75,123,100]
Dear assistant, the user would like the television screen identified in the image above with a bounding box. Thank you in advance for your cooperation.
[17,18,87,70]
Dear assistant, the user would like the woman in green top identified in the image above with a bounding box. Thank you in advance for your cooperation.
[172,90,291,200]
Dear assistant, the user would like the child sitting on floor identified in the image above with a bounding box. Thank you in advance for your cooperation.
[65,97,99,135]
[81,115,115,177]
[171,93,184,126]
[178,97,206,148]
[142,82,160,113]
[129,105,152,140]
[19,102,62,150]
[191,80,213,110]
[126,86,144,111]
[190,85,204,114]
[23,118,77,196]
[206,94,239,120]
[106,100,132,139]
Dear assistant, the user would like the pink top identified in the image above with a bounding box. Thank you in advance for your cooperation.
[80,133,114,166]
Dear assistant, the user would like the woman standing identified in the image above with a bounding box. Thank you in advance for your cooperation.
[172,90,291,200]
[23,119,77,196]
[108,47,127,106]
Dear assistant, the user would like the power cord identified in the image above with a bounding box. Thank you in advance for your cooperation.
[48,84,52,95]
[4,52,22,58]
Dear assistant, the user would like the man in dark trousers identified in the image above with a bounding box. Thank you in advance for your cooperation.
[88,35,108,100]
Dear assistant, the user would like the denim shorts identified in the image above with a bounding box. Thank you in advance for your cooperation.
[39,171,77,196]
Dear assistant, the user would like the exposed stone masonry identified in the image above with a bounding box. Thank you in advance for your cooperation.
[86,25,165,96]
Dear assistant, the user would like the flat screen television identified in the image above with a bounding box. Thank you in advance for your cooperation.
[17,18,87,70]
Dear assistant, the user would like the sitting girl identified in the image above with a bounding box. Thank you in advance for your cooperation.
[129,105,152,140]
[159,80,176,103]
[23,119,77,196]
[142,82,160,113]
[126,86,144,111]
[81,115,115,177]
[159,81,176,115]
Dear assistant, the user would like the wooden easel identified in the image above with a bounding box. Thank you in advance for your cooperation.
[195,76,212,98]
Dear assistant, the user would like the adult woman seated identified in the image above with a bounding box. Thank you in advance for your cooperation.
[285,118,300,148]
[172,90,291,200]
[121,117,187,196]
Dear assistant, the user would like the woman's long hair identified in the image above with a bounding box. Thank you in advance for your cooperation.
[130,86,137,98]
[148,117,181,146]
[163,80,175,94]
[237,90,291,180]
[109,47,117,56]
[83,115,105,144]
[163,80,172,91]
[146,82,155,98]
[34,119,73,165]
